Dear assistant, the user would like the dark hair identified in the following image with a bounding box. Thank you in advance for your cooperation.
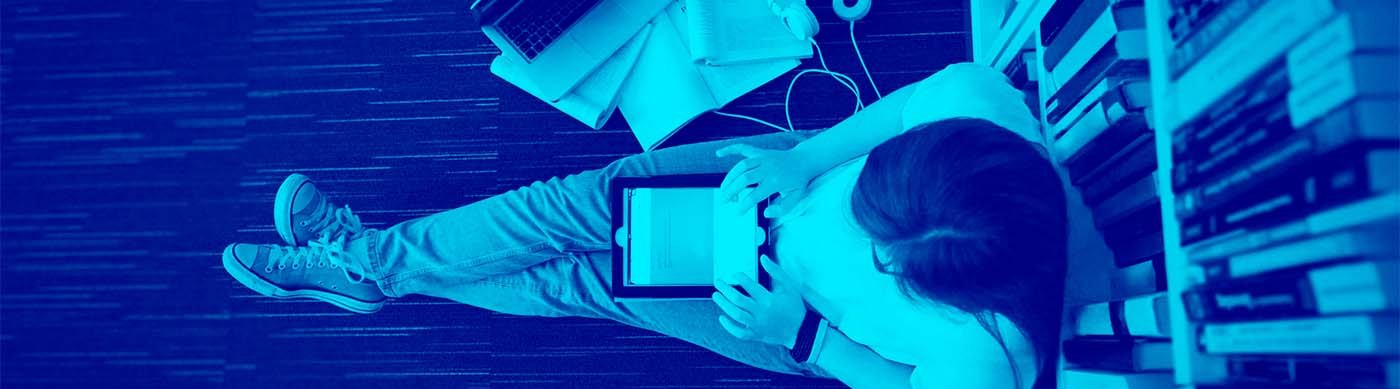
[851,118,1067,387]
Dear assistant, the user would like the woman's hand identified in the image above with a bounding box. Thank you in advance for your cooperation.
[716,144,821,219]
[713,255,807,348]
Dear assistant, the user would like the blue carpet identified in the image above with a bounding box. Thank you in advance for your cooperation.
[0,0,968,387]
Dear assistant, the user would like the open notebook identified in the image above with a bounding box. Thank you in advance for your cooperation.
[619,2,800,150]
[687,0,812,65]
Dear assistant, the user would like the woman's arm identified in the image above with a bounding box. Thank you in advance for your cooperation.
[814,325,1021,389]
[812,327,916,389]
[715,84,917,213]
[788,83,915,173]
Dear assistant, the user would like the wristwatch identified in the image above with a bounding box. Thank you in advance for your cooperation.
[788,309,830,364]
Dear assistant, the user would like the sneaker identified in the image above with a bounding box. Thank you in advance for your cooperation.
[222,235,385,314]
[274,173,363,246]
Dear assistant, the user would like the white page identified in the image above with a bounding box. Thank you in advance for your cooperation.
[712,189,759,281]
[618,3,718,150]
[686,0,812,65]
[627,188,715,286]
[490,24,651,129]
[667,3,800,107]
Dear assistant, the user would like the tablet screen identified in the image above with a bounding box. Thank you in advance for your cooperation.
[623,187,759,286]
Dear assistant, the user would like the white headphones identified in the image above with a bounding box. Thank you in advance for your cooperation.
[716,0,880,133]
[768,0,873,40]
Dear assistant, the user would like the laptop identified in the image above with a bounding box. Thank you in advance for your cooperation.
[471,0,670,102]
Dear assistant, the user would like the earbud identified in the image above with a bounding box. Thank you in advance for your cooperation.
[780,6,820,40]
[833,0,871,21]
[768,0,820,40]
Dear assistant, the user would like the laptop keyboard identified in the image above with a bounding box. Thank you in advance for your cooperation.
[498,0,598,61]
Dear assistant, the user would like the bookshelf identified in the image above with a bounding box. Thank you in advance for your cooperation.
[977,0,1400,387]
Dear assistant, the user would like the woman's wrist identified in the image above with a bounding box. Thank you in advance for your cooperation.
[787,310,828,363]
[783,147,828,184]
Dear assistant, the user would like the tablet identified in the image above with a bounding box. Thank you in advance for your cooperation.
[609,174,771,300]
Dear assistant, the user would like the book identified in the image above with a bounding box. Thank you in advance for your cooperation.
[1186,191,1400,263]
[1286,53,1400,131]
[1063,337,1172,372]
[1199,222,1400,284]
[1060,369,1172,389]
[1174,99,1400,226]
[1174,98,1291,193]
[1100,202,1162,249]
[1184,259,1399,321]
[1167,0,1267,76]
[1223,355,1400,388]
[490,24,650,129]
[1285,10,1400,87]
[1180,148,1399,245]
[1045,47,1147,125]
[1106,228,1163,269]
[1090,171,1156,231]
[1046,9,1145,89]
[1170,0,1388,132]
[1199,314,1400,355]
[1175,48,1399,194]
[1170,58,1288,179]
[685,0,811,65]
[1004,49,1036,90]
[1064,111,1149,182]
[1041,0,1143,71]
[618,2,799,150]
[1080,134,1156,205]
[1170,0,1337,130]
[1052,78,1151,159]
[1070,292,1171,338]
[1109,255,1166,298]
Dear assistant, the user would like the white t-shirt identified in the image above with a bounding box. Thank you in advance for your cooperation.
[771,63,1103,388]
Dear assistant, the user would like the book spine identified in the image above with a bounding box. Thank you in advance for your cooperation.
[1309,260,1400,315]
[1170,57,1289,160]
[1224,355,1400,387]
[1061,369,1173,389]
[1287,54,1400,130]
[1101,200,1163,246]
[1091,171,1157,230]
[1048,7,1144,85]
[1108,228,1164,268]
[1080,134,1156,204]
[1041,0,1110,70]
[1046,52,1147,124]
[685,0,717,63]
[1063,338,1171,372]
[1052,99,1111,161]
[1167,0,1268,77]
[1199,315,1400,354]
[1184,192,1400,263]
[1072,292,1170,337]
[1180,147,1399,246]
[1284,9,1400,87]
[1110,255,1167,298]
[1202,222,1400,283]
[1064,111,1149,182]
[1175,98,1400,231]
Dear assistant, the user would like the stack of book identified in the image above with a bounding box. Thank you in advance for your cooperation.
[1040,0,1162,271]
[1166,0,1400,387]
[1004,49,1040,118]
[1039,1,1172,388]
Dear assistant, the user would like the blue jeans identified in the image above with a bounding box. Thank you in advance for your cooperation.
[354,131,825,377]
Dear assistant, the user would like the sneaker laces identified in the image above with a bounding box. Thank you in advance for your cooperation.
[268,234,368,284]
[305,205,363,241]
